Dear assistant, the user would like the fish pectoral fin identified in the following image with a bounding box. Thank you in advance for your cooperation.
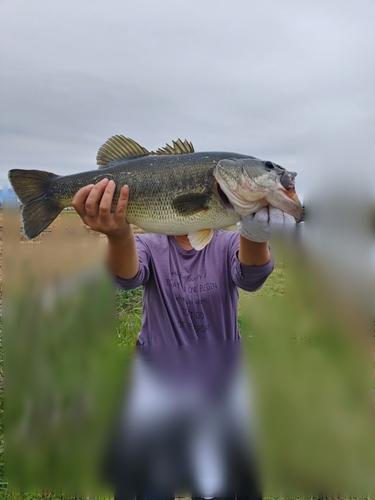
[188,229,214,251]
[152,139,194,155]
[172,192,211,216]
[96,135,150,168]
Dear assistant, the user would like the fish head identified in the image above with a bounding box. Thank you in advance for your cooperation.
[214,158,303,222]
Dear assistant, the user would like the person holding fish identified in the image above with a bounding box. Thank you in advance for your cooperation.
[10,136,302,500]
[72,178,295,498]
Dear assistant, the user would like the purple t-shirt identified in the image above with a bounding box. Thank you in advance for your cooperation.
[116,230,274,347]
[117,231,274,392]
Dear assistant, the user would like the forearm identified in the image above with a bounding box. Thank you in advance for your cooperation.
[107,231,139,279]
[238,235,270,266]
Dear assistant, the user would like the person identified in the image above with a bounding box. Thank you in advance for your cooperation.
[72,178,291,500]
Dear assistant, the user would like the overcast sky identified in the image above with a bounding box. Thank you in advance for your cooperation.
[1,0,375,199]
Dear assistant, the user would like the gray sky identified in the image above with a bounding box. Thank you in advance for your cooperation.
[1,0,375,198]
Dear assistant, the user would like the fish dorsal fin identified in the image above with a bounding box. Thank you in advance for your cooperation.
[172,192,211,216]
[97,135,150,168]
[188,229,214,250]
[152,139,194,155]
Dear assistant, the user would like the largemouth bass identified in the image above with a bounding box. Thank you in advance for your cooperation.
[8,135,303,250]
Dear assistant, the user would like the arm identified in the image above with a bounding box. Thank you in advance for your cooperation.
[229,233,274,292]
[232,207,276,290]
[238,206,294,266]
[72,178,139,279]
[238,237,270,266]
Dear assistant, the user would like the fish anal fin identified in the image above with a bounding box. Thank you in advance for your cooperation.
[96,135,150,168]
[152,139,194,155]
[172,192,211,216]
[188,229,214,250]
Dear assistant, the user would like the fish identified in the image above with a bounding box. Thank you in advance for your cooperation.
[8,135,303,250]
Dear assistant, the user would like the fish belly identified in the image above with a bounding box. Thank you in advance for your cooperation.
[126,198,240,235]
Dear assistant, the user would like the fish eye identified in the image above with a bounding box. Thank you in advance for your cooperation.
[264,161,274,170]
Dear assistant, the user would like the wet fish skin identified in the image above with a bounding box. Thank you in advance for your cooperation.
[215,158,303,222]
[48,152,249,231]
[8,152,244,246]
[8,136,303,250]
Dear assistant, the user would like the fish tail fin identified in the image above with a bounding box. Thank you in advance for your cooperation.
[8,169,63,238]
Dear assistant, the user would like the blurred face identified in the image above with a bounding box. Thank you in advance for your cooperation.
[173,235,192,249]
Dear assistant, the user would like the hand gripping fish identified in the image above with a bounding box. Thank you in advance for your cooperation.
[8,136,303,250]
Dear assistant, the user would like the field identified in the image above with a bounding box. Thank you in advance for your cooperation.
[0,210,373,499]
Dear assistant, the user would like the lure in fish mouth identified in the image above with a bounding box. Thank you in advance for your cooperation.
[214,158,304,222]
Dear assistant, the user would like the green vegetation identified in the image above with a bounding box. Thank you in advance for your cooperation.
[246,261,285,298]
[2,270,123,500]
[1,239,373,499]
[116,287,143,346]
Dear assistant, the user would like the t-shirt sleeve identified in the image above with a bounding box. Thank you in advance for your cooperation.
[115,235,151,290]
[228,232,274,292]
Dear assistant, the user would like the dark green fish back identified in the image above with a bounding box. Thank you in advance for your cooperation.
[8,144,248,239]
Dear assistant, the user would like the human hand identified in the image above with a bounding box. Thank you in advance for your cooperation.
[237,206,295,242]
[72,178,132,241]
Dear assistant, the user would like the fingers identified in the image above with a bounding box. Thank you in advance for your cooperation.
[268,207,284,223]
[283,213,296,224]
[72,184,95,217]
[241,214,256,226]
[72,179,130,235]
[84,178,110,217]
[113,185,129,224]
[253,207,269,224]
[268,206,296,224]
[98,179,116,219]
[244,207,297,226]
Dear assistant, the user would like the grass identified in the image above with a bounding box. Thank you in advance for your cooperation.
[1,212,373,499]
[115,287,143,346]
[0,237,286,499]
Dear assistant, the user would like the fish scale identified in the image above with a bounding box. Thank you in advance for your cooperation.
[101,152,242,234]
[8,135,303,250]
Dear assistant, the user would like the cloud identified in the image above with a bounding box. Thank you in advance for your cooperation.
[1,0,374,198]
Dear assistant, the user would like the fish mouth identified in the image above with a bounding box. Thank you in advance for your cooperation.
[216,182,234,210]
[275,171,304,222]
[268,187,304,222]
[280,170,297,190]
[287,191,304,222]
[214,158,304,221]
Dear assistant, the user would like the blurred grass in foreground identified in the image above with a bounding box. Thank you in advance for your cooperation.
[2,210,131,498]
[2,209,374,499]
[241,240,374,497]
[116,288,142,346]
